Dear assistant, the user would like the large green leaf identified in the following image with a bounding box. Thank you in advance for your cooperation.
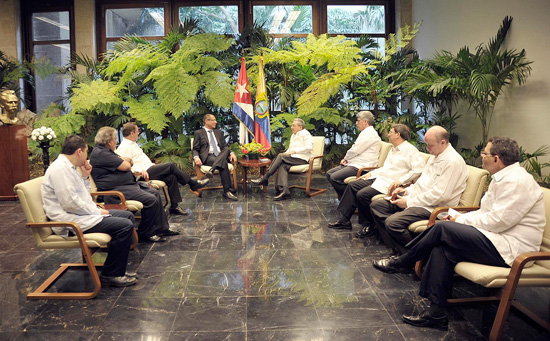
[70,79,122,113]
[126,95,169,133]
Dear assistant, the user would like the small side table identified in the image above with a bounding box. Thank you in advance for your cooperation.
[238,158,272,195]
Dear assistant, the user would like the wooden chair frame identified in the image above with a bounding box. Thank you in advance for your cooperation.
[275,154,327,197]
[193,159,238,197]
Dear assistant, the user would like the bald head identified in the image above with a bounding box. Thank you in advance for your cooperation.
[424,126,450,156]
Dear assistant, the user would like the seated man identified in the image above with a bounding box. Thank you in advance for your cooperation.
[90,126,178,243]
[251,118,313,201]
[326,111,380,199]
[42,135,137,287]
[373,137,546,330]
[370,126,468,253]
[116,122,209,215]
[193,114,238,201]
[328,124,425,235]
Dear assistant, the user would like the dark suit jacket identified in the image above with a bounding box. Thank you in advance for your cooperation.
[192,128,230,163]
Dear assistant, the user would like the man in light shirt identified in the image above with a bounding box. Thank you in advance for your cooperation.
[373,137,545,330]
[42,135,137,287]
[326,111,381,199]
[328,124,425,235]
[251,118,313,201]
[116,122,209,215]
[370,126,468,253]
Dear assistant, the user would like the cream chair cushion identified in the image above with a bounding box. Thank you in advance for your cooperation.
[344,141,393,184]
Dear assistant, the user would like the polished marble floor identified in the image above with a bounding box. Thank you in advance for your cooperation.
[1,175,550,340]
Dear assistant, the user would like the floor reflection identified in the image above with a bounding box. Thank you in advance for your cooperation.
[0,175,549,340]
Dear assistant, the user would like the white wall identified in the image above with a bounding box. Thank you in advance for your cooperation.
[410,0,550,157]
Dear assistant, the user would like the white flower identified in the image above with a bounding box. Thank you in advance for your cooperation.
[31,136,37,141]
[47,135,52,139]
[38,135,44,140]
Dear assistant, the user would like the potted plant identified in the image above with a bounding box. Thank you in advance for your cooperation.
[240,142,270,159]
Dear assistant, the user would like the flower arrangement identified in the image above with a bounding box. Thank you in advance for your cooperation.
[240,142,270,157]
[31,126,57,142]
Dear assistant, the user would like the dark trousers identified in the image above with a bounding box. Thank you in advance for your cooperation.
[337,179,380,227]
[398,221,508,307]
[105,183,169,238]
[370,199,431,252]
[262,153,308,194]
[326,165,359,198]
[148,162,196,207]
[86,210,135,277]
[204,148,233,192]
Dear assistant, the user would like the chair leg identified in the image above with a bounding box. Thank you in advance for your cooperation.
[28,245,103,300]
[289,171,327,197]
[232,169,238,194]
[162,186,170,209]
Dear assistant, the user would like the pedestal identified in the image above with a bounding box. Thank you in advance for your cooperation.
[0,125,30,200]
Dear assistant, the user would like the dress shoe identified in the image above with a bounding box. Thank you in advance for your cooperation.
[355,225,376,238]
[251,178,268,186]
[190,178,210,191]
[169,207,188,216]
[125,271,138,278]
[372,256,411,274]
[204,169,214,179]
[223,191,238,201]
[141,235,167,243]
[327,219,352,230]
[158,228,180,236]
[99,274,138,287]
[273,192,291,201]
[402,311,448,329]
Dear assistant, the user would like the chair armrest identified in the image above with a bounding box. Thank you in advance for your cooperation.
[355,166,378,178]
[91,190,128,207]
[308,155,325,172]
[427,206,480,227]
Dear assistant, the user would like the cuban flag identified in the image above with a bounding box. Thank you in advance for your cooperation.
[232,56,255,144]
[254,55,271,149]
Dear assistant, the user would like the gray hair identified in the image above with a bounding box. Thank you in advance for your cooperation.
[357,111,374,126]
[94,126,117,145]
[293,118,305,129]
[488,136,519,166]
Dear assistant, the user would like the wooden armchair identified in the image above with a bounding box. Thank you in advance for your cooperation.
[14,177,111,299]
[414,187,550,341]
[275,136,327,197]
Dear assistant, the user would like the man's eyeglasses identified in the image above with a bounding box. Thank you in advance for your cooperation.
[481,151,495,157]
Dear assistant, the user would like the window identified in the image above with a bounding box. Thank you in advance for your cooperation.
[179,5,239,34]
[327,5,385,34]
[103,7,166,52]
[253,5,313,36]
[30,11,73,113]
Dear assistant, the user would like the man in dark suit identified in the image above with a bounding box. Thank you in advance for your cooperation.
[192,114,238,201]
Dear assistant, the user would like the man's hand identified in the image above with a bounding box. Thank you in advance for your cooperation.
[442,215,458,222]
[390,187,407,197]
[230,153,237,163]
[388,181,402,196]
[358,172,372,180]
[340,159,348,166]
[100,209,109,215]
[141,170,149,181]
[390,194,407,209]
[80,160,92,177]
[194,157,203,167]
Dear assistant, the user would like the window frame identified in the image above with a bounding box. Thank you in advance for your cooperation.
[22,0,76,113]
[175,1,244,36]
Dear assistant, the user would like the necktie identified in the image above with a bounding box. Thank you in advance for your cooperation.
[208,130,220,156]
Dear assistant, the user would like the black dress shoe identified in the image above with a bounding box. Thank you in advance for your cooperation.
[99,274,138,287]
[141,235,167,243]
[251,178,268,186]
[223,191,238,201]
[190,178,210,191]
[373,256,411,274]
[402,311,448,329]
[204,170,214,179]
[169,207,188,215]
[158,228,180,236]
[355,225,376,238]
[327,219,352,229]
[273,192,291,201]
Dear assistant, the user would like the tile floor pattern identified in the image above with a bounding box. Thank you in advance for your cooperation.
[1,175,550,340]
